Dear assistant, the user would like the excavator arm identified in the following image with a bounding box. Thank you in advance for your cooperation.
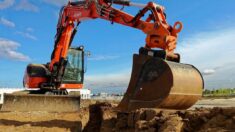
[49,0,183,88]
[5,0,203,112]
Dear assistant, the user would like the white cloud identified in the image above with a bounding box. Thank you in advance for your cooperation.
[0,38,30,61]
[177,29,235,68]
[177,28,235,89]
[15,0,39,12]
[202,69,216,76]
[0,17,15,28]
[43,0,79,6]
[88,55,120,61]
[26,27,34,32]
[0,0,14,10]
[43,0,68,6]
[85,71,131,89]
[16,31,37,40]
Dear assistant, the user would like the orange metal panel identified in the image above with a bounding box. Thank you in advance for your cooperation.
[60,83,83,89]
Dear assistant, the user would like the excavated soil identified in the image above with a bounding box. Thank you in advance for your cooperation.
[0,101,235,132]
[83,102,235,132]
[0,108,89,132]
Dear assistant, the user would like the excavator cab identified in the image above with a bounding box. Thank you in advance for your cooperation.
[59,46,85,89]
[63,47,84,85]
[22,46,85,90]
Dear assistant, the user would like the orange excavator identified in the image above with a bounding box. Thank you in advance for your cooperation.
[1,0,203,112]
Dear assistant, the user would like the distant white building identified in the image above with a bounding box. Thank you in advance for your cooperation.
[67,89,91,99]
[0,88,23,104]
[92,92,123,101]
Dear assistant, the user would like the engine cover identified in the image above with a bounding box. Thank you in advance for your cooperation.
[23,64,50,88]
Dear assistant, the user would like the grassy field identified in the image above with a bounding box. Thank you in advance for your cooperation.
[203,88,235,97]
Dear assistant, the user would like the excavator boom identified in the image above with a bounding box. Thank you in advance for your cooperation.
[1,0,203,112]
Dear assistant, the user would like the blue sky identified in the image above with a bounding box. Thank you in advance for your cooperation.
[0,0,235,93]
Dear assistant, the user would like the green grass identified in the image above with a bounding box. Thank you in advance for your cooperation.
[203,88,235,97]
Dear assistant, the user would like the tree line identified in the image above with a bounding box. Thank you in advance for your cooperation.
[203,88,235,97]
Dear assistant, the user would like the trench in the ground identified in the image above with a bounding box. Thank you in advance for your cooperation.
[83,103,104,132]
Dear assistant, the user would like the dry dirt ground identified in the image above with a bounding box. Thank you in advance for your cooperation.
[0,99,235,132]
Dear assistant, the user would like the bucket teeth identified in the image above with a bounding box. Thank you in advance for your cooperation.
[117,54,203,111]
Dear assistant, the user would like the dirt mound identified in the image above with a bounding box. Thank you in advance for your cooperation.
[83,103,235,132]
[0,101,235,132]
[0,108,89,132]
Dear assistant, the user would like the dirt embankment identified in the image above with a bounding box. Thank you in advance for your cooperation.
[83,103,235,132]
[0,108,89,132]
[0,101,235,132]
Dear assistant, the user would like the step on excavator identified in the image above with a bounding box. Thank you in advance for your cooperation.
[1,0,203,112]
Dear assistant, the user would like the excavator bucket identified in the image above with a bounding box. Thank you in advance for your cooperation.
[1,93,80,112]
[117,54,203,111]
